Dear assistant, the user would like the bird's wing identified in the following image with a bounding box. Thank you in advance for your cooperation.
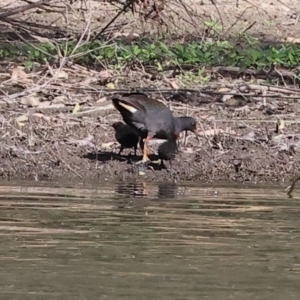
[112,93,148,114]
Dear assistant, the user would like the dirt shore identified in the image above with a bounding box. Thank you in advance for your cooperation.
[0,74,299,185]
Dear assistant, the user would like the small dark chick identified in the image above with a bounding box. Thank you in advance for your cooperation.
[112,122,139,156]
[158,139,178,170]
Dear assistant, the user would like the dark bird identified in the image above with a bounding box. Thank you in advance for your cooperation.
[112,121,139,156]
[174,116,198,145]
[112,92,198,163]
[158,139,178,170]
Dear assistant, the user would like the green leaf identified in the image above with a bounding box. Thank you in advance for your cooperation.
[159,42,169,52]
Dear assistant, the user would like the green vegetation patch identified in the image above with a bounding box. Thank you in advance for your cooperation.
[1,37,300,71]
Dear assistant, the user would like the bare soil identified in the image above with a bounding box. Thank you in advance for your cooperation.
[0,64,299,185]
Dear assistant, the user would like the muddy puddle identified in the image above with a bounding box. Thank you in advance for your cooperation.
[0,180,299,300]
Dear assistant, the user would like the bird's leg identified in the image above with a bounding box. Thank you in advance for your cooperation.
[139,137,144,152]
[160,159,165,169]
[142,136,151,162]
[183,130,188,146]
[136,136,151,164]
[134,145,137,157]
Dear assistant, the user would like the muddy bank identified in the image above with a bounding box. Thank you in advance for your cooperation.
[0,86,299,185]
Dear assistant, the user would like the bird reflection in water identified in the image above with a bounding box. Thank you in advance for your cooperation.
[115,181,148,198]
[158,183,177,199]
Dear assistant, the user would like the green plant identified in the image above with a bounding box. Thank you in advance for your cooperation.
[0,37,300,72]
[179,67,211,86]
[204,16,223,34]
[24,61,34,71]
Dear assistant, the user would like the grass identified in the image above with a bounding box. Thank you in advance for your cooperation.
[1,36,300,72]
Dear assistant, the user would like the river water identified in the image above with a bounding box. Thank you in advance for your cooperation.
[0,180,299,300]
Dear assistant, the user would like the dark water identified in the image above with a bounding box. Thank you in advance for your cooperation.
[0,181,300,300]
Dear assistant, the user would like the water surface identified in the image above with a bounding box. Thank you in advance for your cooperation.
[0,181,299,300]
